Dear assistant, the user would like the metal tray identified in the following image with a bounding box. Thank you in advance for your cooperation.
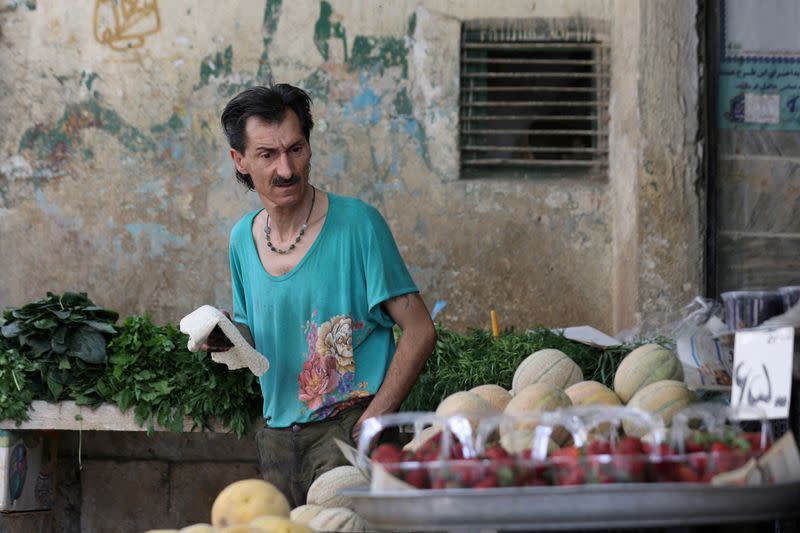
[345,482,800,531]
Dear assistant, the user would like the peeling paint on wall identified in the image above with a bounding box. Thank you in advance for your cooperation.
[0,0,701,335]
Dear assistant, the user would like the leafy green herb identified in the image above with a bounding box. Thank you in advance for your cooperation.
[0,348,36,425]
[88,314,262,437]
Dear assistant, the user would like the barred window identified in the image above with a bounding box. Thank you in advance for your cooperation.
[459,20,610,178]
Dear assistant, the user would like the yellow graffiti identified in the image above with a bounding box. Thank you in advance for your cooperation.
[94,0,160,51]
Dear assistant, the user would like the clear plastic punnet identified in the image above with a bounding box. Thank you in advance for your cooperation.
[355,404,776,490]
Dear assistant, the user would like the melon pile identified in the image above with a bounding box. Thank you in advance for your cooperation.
[426,343,694,453]
[144,469,372,533]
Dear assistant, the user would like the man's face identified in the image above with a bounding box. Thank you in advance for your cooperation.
[231,110,312,208]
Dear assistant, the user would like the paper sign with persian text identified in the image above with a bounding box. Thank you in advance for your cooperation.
[731,327,794,419]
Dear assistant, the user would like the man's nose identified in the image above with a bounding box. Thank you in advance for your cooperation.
[276,151,292,177]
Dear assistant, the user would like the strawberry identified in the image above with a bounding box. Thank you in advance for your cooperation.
[371,443,404,475]
[404,467,430,489]
[615,436,644,455]
[483,444,511,461]
[448,459,483,488]
[473,474,499,489]
[675,464,701,483]
[684,431,707,453]
[587,439,612,456]
[687,452,708,477]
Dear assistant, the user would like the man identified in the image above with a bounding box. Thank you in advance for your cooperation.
[211,84,436,507]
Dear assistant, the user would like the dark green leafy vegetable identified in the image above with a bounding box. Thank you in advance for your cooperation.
[0,292,118,401]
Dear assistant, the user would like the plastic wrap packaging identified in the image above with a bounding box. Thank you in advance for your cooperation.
[352,403,794,491]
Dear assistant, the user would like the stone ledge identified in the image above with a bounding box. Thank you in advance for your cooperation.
[0,401,260,433]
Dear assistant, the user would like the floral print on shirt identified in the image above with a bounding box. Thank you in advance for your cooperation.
[298,313,370,419]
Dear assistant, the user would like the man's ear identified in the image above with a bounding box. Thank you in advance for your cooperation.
[230,148,247,174]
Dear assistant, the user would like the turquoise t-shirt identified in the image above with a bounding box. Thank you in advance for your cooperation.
[228,193,419,427]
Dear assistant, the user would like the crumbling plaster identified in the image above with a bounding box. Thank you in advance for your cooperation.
[0,0,702,336]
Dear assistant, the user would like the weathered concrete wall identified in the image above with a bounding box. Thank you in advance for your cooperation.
[0,0,632,335]
[610,0,704,335]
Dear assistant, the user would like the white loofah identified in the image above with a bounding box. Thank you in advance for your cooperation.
[179,305,269,377]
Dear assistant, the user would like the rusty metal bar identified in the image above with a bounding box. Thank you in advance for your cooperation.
[462,72,609,79]
[462,58,601,65]
[461,86,596,93]
[461,114,598,121]
[464,128,599,135]
[463,42,610,50]
[463,145,606,153]
[464,101,604,107]
[462,159,605,166]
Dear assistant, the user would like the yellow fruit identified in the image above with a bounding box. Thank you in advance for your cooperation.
[564,381,622,407]
[248,515,312,533]
[469,384,512,412]
[218,526,267,533]
[512,349,583,394]
[502,383,573,445]
[613,344,683,403]
[289,504,326,526]
[179,525,216,533]
[306,466,368,509]
[624,380,697,437]
[211,479,290,528]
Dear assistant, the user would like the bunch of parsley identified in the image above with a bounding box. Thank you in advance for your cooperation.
[84,314,262,436]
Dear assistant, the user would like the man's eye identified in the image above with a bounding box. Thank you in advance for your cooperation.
[261,153,273,159]
[292,146,303,153]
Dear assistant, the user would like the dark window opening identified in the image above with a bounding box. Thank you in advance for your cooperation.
[460,22,610,178]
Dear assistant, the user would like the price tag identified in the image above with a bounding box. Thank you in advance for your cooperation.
[731,327,794,420]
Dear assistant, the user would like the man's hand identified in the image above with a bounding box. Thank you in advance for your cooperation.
[200,325,234,352]
[197,311,255,352]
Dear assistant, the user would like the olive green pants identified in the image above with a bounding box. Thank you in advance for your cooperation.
[254,404,364,508]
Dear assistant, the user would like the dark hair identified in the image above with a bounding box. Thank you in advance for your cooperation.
[220,84,314,190]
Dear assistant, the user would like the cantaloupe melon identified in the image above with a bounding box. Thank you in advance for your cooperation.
[623,380,696,437]
[435,390,496,429]
[564,381,622,407]
[613,344,683,403]
[289,504,325,526]
[306,466,368,509]
[512,349,583,393]
[211,479,290,528]
[469,384,512,412]
[308,507,369,532]
[502,382,573,446]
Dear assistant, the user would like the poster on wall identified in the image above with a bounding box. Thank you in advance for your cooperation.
[719,0,800,130]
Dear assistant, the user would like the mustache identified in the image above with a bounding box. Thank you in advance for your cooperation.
[272,175,302,186]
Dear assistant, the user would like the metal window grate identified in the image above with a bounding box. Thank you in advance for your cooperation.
[460,20,610,178]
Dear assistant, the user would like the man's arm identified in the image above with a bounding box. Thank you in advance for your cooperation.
[352,292,436,440]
